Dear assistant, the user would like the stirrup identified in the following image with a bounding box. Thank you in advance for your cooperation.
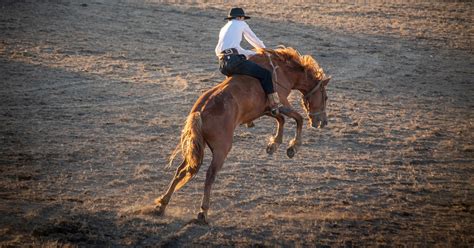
[268,93,282,116]
[270,104,283,116]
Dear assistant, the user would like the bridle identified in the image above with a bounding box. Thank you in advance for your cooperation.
[303,79,327,118]
[266,52,327,118]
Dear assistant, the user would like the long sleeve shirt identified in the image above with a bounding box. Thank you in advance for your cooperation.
[215,20,266,58]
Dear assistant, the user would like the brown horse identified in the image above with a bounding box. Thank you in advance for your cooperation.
[153,47,330,223]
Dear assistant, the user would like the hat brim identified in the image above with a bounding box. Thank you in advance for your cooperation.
[225,16,251,20]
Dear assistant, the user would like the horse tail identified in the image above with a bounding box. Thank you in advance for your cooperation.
[168,111,204,191]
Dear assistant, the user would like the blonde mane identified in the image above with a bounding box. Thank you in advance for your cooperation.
[258,46,325,81]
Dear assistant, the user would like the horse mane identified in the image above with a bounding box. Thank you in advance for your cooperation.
[257,46,325,81]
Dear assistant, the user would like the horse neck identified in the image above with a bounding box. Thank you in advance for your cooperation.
[254,53,309,95]
[274,60,312,95]
[293,74,314,96]
[272,59,300,93]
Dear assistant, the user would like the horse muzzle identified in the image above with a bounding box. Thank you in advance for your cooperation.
[311,119,328,129]
[309,113,328,129]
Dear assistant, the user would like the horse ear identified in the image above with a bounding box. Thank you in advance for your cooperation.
[322,76,331,86]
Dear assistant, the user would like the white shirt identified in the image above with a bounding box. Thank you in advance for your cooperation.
[215,20,266,58]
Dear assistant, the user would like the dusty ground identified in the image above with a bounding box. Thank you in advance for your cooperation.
[0,0,473,247]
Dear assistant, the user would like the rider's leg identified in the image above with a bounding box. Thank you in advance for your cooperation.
[232,59,282,115]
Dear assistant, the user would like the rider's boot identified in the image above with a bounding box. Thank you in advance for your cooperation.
[268,92,283,116]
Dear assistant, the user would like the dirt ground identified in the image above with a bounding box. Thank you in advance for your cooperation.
[0,0,473,247]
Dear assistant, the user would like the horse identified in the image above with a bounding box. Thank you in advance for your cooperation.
[152,47,330,224]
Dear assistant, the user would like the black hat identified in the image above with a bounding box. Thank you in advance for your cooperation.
[225,8,250,20]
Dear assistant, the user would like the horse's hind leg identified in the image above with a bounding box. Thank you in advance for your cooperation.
[196,146,231,224]
[266,114,285,155]
[152,160,188,215]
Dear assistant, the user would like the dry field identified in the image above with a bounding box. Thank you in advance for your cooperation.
[1,0,473,246]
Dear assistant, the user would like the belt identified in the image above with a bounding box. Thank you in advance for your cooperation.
[218,48,239,60]
[221,48,239,55]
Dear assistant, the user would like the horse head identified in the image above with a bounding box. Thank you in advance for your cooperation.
[301,76,331,129]
[257,47,330,129]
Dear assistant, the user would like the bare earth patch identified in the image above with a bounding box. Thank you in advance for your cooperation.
[0,0,472,247]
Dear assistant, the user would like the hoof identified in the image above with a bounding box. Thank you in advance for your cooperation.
[287,146,296,158]
[188,212,208,225]
[266,142,279,155]
[154,204,166,216]
[139,204,165,216]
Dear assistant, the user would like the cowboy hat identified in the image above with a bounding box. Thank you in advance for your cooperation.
[225,8,250,20]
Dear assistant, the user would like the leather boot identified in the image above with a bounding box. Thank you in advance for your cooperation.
[268,92,282,116]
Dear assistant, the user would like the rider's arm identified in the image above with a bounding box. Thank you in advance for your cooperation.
[242,22,266,50]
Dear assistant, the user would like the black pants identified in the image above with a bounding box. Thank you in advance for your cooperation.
[219,54,274,95]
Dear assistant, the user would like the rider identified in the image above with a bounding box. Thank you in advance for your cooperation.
[215,7,281,116]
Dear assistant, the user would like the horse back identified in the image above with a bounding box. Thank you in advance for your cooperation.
[191,76,267,126]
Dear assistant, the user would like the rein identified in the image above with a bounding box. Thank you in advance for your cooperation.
[303,80,322,100]
[266,53,291,92]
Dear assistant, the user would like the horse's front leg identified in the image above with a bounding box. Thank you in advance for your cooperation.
[280,106,303,158]
[265,114,285,155]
